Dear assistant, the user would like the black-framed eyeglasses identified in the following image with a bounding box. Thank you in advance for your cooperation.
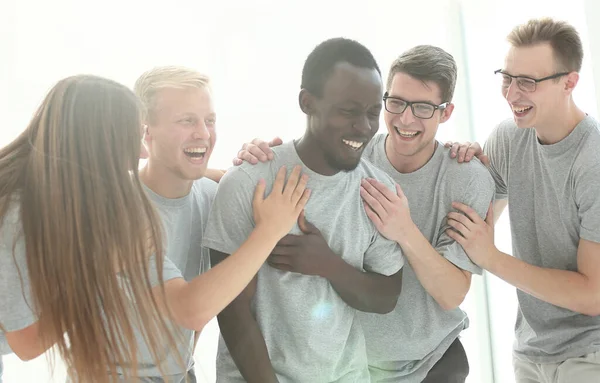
[383,93,449,119]
[494,69,569,92]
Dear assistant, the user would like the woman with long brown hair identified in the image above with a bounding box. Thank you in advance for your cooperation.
[0,74,310,382]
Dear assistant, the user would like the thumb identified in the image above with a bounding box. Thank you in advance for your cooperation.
[480,154,490,167]
[252,179,266,208]
[485,202,494,226]
[298,210,319,234]
[395,183,406,199]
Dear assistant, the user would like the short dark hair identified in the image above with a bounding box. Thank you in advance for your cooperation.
[387,45,457,103]
[301,37,381,97]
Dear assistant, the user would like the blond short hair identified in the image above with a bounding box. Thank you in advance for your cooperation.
[507,18,583,73]
[134,66,211,122]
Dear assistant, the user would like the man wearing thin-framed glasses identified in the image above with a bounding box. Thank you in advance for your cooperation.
[446,17,600,383]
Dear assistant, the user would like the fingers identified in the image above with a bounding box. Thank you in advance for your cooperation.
[290,173,309,205]
[363,200,384,228]
[283,165,302,198]
[447,213,471,236]
[458,142,487,162]
[464,145,477,162]
[298,210,309,234]
[457,142,471,162]
[277,234,300,246]
[360,180,390,217]
[232,157,243,166]
[268,137,283,147]
[272,166,287,194]
[252,141,274,161]
[365,178,398,202]
[267,255,293,271]
[295,189,312,215]
[237,149,259,165]
[360,183,387,220]
[271,245,295,256]
[298,210,319,234]
[445,228,465,245]
[451,202,481,223]
[252,179,266,208]
[449,142,460,158]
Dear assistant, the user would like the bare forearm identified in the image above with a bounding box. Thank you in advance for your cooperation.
[218,311,278,383]
[323,256,402,314]
[493,199,508,224]
[204,168,227,183]
[5,321,54,361]
[486,249,599,315]
[164,226,280,330]
[399,226,470,310]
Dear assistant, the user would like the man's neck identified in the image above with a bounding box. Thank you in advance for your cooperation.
[294,134,340,176]
[140,163,194,199]
[385,137,437,174]
[535,101,586,145]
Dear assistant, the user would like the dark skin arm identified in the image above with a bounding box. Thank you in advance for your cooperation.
[269,212,403,314]
[211,250,278,383]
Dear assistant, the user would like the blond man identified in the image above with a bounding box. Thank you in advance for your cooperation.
[123,68,310,382]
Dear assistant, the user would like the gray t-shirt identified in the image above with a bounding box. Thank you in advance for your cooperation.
[484,116,600,364]
[202,140,405,383]
[359,134,495,382]
[121,178,217,381]
[0,200,37,381]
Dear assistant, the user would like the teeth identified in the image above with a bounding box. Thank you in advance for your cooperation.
[342,139,363,149]
[512,106,532,113]
[184,147,207,154]
[397,129,419,137]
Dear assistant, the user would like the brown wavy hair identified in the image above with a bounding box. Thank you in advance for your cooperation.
[0,75,179,381]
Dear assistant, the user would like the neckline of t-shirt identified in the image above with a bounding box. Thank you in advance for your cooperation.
[536,115,594,156]
[285,140,349,183]
[142,183,193,209]
[379,135,443,179]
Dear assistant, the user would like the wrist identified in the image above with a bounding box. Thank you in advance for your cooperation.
[319,251,343,279]
[395,222,421,248]
[253,223,284,245]
[479,246,501,271]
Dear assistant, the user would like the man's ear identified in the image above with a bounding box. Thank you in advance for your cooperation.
[140,124,149,160]
[564,71,579,95]
[440,103,455,124]
[299,89,317,116]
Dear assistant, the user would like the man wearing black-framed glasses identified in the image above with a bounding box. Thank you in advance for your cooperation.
[228,45,495,383]
[446,17,600,383]
[494,69,570,93]
[383,93,449,119]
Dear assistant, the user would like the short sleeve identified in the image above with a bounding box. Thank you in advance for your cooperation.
[363,233,404,276]
[437,169,496,275]
[0,210,37,333]
[575,165,600,243]
[146,254,184,287]
[202,167,257,255]
[483,122,510,200]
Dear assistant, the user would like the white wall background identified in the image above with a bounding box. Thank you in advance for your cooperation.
[1,0,598,382]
